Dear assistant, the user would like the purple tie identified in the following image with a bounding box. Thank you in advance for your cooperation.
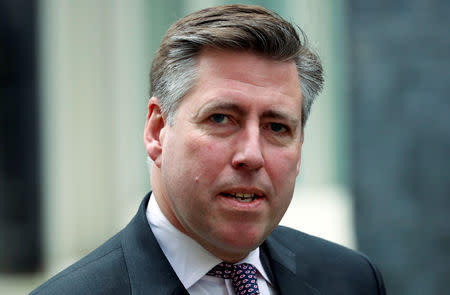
[207,262,260,295]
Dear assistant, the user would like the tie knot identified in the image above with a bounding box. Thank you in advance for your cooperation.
[207,262,257,279]
[207,262,260,294]
[207,262,235,279]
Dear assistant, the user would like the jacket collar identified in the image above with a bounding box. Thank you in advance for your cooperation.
[121,192,189,295]
[262,232,321,295]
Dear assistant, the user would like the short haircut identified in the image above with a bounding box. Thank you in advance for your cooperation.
[150,4,324,127]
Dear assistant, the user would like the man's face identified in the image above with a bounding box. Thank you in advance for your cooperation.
[146,48,303,262]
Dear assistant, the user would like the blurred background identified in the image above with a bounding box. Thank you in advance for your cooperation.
[1,0,449,294]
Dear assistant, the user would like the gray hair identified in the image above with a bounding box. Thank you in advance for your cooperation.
[150,4,324,127]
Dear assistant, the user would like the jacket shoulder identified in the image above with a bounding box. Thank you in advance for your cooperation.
[267,226,386,294]
[30,232,131,295]
[270,225,361,258]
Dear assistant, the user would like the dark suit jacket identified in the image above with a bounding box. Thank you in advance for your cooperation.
[30,192,386,294]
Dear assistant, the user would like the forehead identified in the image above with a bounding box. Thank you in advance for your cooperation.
[179,48,302,115]
[198,48,300,93]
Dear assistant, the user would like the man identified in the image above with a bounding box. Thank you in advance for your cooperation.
[31,4,386,295]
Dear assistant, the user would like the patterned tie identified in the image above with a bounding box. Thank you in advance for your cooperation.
[207,262,260,295]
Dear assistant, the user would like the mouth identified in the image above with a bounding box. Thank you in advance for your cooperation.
[220,192,263,203]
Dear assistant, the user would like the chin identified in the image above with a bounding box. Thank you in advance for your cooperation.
[217,228,267,251]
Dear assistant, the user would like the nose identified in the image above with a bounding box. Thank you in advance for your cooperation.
[231,125,264,170]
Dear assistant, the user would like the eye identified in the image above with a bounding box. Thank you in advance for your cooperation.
[210,114,229,124]
[269,122,288,133]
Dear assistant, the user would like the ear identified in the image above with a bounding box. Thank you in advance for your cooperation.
[296,131,304,175]
[144,97,166,168]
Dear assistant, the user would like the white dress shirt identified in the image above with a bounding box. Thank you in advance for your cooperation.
[146,194,277,295]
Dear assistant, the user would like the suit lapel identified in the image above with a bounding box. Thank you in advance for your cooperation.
[262,235,321,295]
[121,192,189,295]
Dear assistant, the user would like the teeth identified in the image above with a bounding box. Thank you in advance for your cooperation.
[228,192,257,202]
[235,193,254,198]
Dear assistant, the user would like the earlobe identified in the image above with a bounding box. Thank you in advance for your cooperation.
[144,97,165,168]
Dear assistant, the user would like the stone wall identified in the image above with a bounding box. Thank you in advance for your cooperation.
[349,1,450,294]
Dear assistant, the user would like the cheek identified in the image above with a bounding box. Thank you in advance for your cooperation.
[186,136,230,172]
[267,149,300,189]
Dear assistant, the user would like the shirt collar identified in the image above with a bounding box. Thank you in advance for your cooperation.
[146,193,272,289]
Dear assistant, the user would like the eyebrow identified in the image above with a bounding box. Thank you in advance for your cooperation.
[195,101,246,119]
[261,110,300,135]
